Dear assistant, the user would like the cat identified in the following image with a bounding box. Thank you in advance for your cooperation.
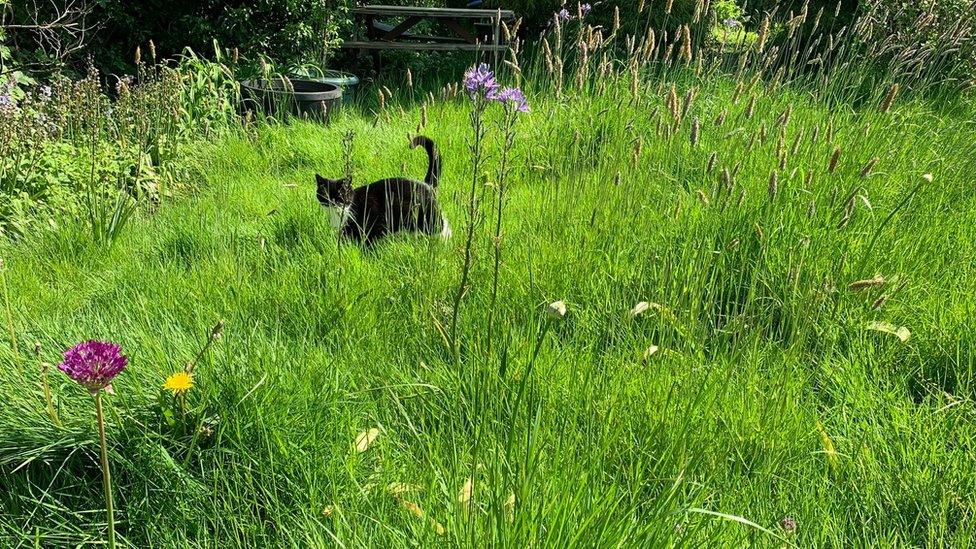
[316,135,452,245]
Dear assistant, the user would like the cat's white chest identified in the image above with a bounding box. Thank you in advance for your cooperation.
[326,206,352,231]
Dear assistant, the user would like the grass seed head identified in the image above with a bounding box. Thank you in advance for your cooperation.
[681,87,697,118]
[881,83,899,113]
[777,105,793,127]
[860,157,879,178]
[828,147,842,173]
[681,25,693,63]
[849,275,886,291]
[757,16,771,52]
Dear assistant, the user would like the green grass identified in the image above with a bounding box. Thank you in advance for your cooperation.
[2,72,976,547]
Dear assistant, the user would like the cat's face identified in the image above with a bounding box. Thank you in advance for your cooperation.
[316,174,353,231]
[315,174,352,207]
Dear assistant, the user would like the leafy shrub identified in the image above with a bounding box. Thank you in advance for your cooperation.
[0,54,239,241]
[87,1,348,74]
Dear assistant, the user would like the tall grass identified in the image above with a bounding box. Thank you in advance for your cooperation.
[2,3,976,547]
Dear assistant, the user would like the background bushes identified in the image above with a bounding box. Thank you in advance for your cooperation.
[2,1,974,89]
[12,0,348,76]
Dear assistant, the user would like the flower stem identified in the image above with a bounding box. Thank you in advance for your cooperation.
[0,265,20,373]
[486,106,518,356]
[95,392,116,549]
[450,96,487,354]
[41,368,61,427]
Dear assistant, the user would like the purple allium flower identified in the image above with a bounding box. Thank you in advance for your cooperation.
[490,86,530,113]
[58,341,128,394]
[463,63,500,98]
[580,3,592,17]
[557,8,571,22]
[779,517,798,534]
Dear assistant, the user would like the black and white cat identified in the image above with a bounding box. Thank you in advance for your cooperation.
[316,135,451,245]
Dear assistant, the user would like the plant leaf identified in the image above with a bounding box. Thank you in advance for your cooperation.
[815,420,840,473]
[458,477,473,509]
[354,428,380,453]
[866,321,911,343]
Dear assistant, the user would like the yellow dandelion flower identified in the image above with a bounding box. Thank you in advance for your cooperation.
[164,372,194,394]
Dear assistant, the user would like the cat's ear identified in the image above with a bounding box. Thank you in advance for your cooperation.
[315,174,328,186]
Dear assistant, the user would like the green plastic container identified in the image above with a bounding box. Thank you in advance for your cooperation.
[290,69,360,104]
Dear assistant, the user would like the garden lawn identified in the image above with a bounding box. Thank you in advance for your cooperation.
[2,79,976,547]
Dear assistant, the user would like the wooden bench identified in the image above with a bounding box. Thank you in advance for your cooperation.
[342,5,516,59]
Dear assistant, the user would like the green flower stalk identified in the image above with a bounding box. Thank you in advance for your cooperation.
[59,340,129,549]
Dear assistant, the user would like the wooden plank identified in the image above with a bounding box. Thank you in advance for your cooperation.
[442,19,478,45]
[381,15,423,41]
[371,21,466,43]
[351,6,516,20]
[341,41,509,52]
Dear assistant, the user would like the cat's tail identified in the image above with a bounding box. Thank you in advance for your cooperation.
[410,135,441,189]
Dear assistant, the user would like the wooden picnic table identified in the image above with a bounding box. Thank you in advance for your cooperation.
[342,5,517,54]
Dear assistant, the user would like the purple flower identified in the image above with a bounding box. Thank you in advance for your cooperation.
[580,3,592,17]
[557,8,571,22]
[490,86,530,113]
[463,63,500,98]
[0,93,15,112]
[779,517,798,534]
[58,341,128,394]
[724,18,741,28]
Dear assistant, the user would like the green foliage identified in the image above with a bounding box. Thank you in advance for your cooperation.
[0,54,239,241]
[713,0,744,21]
[861,0,976,86]
[1,4,976,546]
[0,80,974,545]
[88,0,347,74]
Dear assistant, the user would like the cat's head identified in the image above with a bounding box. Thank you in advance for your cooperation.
[315,174,352,206]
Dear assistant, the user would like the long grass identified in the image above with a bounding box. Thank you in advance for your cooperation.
[2,7,976,547]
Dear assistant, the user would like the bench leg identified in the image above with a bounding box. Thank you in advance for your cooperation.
[492,16,502,68]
